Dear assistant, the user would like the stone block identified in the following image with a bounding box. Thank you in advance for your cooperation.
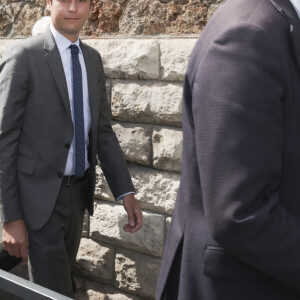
[74,238,115,283]
[75,280,143,300]
[152,127,182,172]
[112,123,152,166]
[0,39,18,60]
[94,164,180,214]
[111,81,182,127]
[94,166,114,202]
[10,4,44,37]
[90,202,165,257]
[115,249,161,299]
[129,164,180,215]
[159,39,197,81]
[94,164,179,214]
[84,39,160,79]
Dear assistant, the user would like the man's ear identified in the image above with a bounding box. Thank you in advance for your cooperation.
[46,0,52,11]
[90,1,94,12]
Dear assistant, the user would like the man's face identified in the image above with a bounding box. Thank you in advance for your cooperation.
[47,0,92,42]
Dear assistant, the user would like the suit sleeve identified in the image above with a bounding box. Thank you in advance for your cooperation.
[0,44,29,222]
[96,53,135,199]
[192,22,300,294]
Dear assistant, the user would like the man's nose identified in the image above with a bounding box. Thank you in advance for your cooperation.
[69,0,78,12]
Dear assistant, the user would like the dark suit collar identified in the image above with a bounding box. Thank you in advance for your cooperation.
[43,27,99,132]
[269,0,300,22]
[268,0,300,70]
[43,26,57,53]
[43,26,72,120]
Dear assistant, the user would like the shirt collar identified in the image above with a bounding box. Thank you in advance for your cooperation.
[50,24,81,54]
[290,0,300,19]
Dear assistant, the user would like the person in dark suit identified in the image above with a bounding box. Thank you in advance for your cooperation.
[156,0,300,299]
[0,0,143,297]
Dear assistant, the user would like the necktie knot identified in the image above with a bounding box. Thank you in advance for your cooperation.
[70,44,79,56]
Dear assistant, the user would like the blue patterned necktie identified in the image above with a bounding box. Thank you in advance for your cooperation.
[70,44,85,178]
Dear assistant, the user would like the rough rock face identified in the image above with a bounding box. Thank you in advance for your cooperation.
[84,0,226,35]
[115,249,161,298]
[0,1,45,37]
[0,0,226,37]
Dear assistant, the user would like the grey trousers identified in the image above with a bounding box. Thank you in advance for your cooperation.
[27,177,86,298]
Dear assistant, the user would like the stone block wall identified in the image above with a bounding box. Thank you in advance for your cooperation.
[74,37,197,299]
[0,36,196,299]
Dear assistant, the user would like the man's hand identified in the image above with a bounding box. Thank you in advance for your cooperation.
[123,194,143,233]
[2,219,28,263]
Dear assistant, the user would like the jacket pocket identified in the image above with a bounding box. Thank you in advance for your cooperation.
[203,246,263,280]
[17,155,36,175]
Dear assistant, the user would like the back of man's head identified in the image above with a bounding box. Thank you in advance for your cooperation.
[32,16,51,36]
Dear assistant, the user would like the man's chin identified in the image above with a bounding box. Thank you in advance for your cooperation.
[63,28,81,35]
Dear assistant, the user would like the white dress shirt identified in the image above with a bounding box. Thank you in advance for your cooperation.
[50,25,91,176]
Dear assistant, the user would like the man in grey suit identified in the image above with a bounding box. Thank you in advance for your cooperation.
[0,0,142,297]
[156,0,300,299]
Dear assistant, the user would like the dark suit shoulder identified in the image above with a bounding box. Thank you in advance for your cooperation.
[80,41,104,79]
[204,0,289,41]
[187,0,290,81]
[1,35,44,63]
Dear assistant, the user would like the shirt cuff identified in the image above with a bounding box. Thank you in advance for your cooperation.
[117,192,135,201]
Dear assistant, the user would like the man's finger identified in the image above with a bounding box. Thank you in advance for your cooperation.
[135,209,143,226]
[126,204,136,227]
[130,211,143,233]
[3,242,14,257]
[20,243,28,263]
[2,219,28,259]
[11,242,21,258]
[123,224,133,232]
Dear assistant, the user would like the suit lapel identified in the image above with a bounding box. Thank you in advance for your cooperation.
[291,23,300,70]
[269,0,300,70]
[80,41,100,140]
[43,27,72,120]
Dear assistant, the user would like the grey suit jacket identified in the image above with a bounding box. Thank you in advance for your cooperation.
[0,27,134,231]
[156,0,300,299]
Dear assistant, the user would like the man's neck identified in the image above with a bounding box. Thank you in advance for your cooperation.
[50,24,80,46]
[52,24,79,43]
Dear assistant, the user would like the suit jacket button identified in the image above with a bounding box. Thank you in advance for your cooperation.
[57,172,63,178]
[65,143,70,149]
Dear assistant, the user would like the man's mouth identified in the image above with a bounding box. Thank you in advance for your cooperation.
[65,18,80,21]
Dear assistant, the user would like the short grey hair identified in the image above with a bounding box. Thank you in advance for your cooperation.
[32,16,51,36]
